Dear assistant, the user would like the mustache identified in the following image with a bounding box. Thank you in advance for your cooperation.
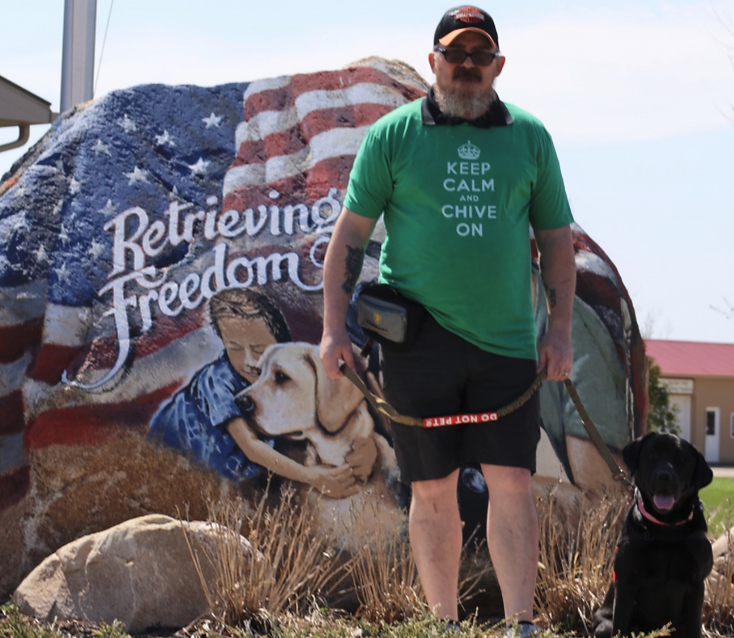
[452,67,482,81]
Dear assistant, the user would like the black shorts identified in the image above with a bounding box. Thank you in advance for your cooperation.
[381,313,541,484]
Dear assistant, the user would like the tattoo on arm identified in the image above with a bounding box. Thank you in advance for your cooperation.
[540,255,548,291]
[341,245,364,296]
[548,287,557,309]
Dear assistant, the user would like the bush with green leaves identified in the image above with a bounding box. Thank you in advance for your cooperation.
[647,357,680,435]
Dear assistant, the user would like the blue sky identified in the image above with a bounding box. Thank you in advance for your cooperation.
[2,0,733,342]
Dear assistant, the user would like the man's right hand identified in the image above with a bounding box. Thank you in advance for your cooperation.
[319,325,355,380]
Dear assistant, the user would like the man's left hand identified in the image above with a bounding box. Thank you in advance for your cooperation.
[537,330,573,382]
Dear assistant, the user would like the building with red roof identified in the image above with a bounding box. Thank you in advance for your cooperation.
[645,339,734,463]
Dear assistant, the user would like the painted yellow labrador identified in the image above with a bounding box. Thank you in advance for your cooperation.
[236,342,403,549]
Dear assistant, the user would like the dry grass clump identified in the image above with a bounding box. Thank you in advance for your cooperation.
[188,484,492,628]
[704,502,734,636]
[534,488,632,634]
[342,504,422,623]
[342,503,494,624]
[188,475,734,636]
[185,484,348,629]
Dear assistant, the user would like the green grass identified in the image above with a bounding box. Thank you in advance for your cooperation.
[701,477,734,536]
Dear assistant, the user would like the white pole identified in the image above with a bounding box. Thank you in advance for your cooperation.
[60,0,97,113]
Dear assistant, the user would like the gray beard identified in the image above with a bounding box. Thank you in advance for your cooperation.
[434,84,495,120]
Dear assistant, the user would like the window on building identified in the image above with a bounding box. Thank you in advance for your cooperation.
[706,409,718,436]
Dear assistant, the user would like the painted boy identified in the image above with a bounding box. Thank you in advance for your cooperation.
[149,288,373,497]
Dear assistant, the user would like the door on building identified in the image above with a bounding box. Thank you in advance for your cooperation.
[705,407,720,464]
[670,395,691,441]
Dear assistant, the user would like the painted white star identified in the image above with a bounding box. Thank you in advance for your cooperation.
[33,244,50,263]
[99,199,117,216]
[118,114,137,133]
[202,112,223,128]
[168,186,181,201]
[268,190,280,200]
[13,211,28,229]
[12,185,26,198]
[51,198,64,217]
[89,239,106,259]
[58,223,71,245]
[93,139,111,156]
[125,166,149,185]
[155,130,175,146]
[54,262,72,285]
[188,157,210,176]
[69,177,82,194]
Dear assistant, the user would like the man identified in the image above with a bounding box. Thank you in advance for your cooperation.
[320,6,575,635]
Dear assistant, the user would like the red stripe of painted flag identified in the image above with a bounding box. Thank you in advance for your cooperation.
[0,390,25,436]
[0,317,43,365]
[244,67,422,120]
[232,103,401,167]
[24,383,179,450]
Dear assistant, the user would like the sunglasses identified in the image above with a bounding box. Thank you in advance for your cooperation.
[435,46,500,67]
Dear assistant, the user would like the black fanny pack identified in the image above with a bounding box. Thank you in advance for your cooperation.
[355,282,427,352]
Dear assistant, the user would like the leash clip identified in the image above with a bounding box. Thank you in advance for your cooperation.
[613,471,635,494]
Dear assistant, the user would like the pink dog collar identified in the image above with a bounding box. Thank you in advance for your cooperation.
[636,495,694,527]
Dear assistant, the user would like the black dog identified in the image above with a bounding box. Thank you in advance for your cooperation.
[592,432,714,638]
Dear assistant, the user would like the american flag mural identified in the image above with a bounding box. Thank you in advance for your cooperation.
[0,61,423,494]
[0,58,645,599]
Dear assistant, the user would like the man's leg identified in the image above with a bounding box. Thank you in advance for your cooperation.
[409,468,462,621]
[481,464,538,623]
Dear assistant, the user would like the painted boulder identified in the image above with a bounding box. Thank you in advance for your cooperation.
[0,57,646,602]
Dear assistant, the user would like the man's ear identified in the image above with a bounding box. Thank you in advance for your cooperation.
[496,56,506,75]
[428,51,436,73]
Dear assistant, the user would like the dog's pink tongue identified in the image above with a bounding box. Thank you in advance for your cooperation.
[653,494,675,511]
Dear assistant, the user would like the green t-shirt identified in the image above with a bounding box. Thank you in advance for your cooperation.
[343,97,573,360]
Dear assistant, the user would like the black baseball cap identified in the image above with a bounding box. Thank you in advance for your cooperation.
[434,6,499,50]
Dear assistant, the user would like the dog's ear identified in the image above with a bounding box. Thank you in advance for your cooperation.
[305,345,365,433]
[694,447,714,490]
[622,432,655,477]
[676,438,713,490]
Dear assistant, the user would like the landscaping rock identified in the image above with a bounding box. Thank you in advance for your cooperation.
[710,526,734,579]
[13,514,242,633]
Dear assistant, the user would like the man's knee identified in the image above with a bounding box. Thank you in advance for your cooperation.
[411,469,460,503]
[481,464,533,496]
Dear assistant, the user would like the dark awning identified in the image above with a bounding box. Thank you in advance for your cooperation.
[0,75,57,152]
[0,74,56,127]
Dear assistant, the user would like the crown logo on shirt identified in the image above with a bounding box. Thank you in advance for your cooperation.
[458,140,480,160]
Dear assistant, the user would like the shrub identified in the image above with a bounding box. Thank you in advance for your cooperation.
[534,488,632,634]
[184,483,349,630]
